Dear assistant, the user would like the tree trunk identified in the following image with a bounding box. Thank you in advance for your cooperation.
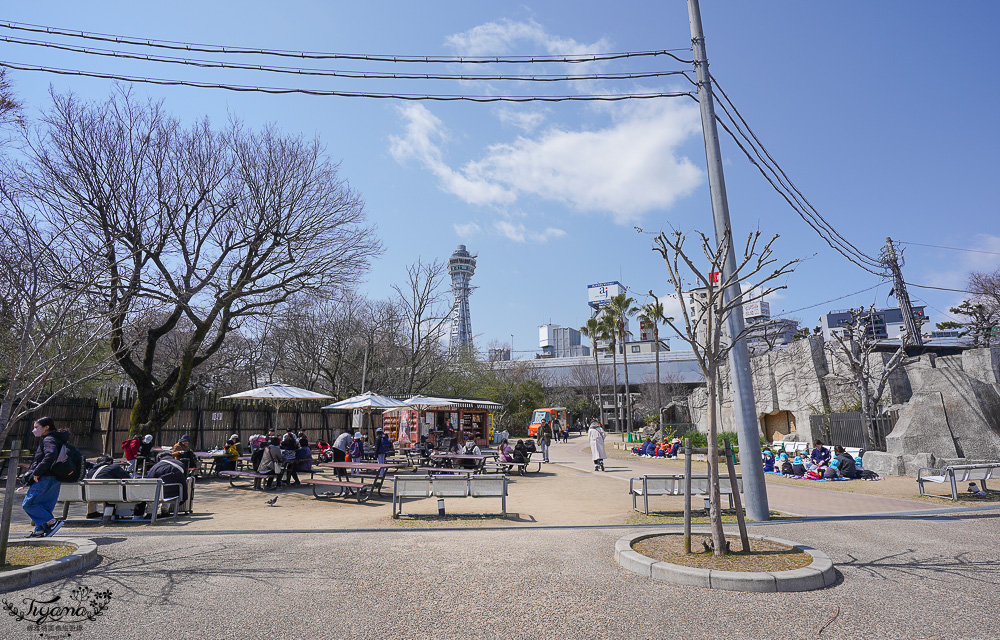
[654,327,662,440]
[860,389,876,449]
[707,367,726,555]
[621,326,633,435]
[593,345,604,424]
[610,341,620,431]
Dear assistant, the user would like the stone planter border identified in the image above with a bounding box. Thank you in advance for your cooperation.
[0,537,100,593]
[615,528,836,592]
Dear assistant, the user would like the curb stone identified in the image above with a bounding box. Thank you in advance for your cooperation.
[615,528,835,592]
[0,537,100,593]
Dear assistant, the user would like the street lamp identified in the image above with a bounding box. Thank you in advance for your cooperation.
[510,334,514,360]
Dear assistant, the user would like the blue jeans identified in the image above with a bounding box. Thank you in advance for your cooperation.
[22,475,61,528]
[540,441,550,462]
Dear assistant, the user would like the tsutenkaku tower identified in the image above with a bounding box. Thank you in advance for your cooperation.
[448,244,477,355]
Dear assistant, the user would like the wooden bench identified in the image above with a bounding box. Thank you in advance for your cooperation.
[56,478,185,524]
[629,474,743,515]
[392,474,507,517]
[219,470,272,488]
[414,466,477,476]
[301,477,373,502]
[482,459,542,475]
[917,463,1000,500]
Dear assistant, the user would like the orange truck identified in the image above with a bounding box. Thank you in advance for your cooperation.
[527,407,568,437]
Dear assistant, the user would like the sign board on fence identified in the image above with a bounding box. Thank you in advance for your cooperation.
[211,412,223,421]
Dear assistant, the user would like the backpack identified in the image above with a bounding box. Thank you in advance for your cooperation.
[51,442,84,482]
[860,469,881,481]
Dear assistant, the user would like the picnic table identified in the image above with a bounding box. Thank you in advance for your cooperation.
[308,461,406,501]
[428,453,489,473]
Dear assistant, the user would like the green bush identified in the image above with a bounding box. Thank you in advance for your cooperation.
[678,430,707,448]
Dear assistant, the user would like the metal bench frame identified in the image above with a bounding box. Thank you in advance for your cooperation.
[392,474,507,517]
[629,474,743,515]
[917,464,1000,500]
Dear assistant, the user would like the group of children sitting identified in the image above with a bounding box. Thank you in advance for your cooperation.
[631,437,683,458]
[764,440,874,480]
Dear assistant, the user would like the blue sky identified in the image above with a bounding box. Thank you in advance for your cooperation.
[3,1,998,355]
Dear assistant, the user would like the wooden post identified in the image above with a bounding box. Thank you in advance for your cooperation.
[724,439,751,553]
[683,437,692,554]
[0,440,22,566]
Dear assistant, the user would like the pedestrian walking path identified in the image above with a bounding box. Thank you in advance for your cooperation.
[547,435,930,517]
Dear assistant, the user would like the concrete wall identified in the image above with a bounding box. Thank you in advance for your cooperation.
[686,340,1000,475]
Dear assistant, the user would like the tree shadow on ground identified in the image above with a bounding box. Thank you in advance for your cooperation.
[839,548,1000,585]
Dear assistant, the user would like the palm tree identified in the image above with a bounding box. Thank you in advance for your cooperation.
[579,316,607,424]
[639,295,669,440]
[599,313,621,431]
[605,293,638,436]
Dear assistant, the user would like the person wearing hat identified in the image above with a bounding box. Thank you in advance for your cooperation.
[348,432,364,466]
[219,435,241,473]
[172,435,198,475]
[588,419,606,472]
[824,458,843,480]
[791,456,806,476]
[778,453,793,475]
[762,448,775,473]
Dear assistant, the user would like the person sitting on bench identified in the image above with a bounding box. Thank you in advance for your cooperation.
[139,451,188,518]
[461,437,481,469]
[84,455,131,519]
[498,438,514,463]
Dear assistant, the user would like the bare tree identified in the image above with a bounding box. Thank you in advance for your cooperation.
[830,306,910,447]
[21,90,380,434]
[393,258,454,394]
[0,186,117,438]
[653,228,796,555]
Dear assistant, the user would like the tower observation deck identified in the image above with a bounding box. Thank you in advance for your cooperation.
[448,244,477,354]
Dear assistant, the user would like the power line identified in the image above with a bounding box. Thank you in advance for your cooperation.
[0,19,693,65]
[902,281,975,295]
[709,75,883,276]
[711,112,883,276]
[774,281,887,317]
[0,35,695,83]
[0,61,698,102]
[897,241,1000,256]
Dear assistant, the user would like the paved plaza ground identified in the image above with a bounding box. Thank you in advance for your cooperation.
[2,435,998,639]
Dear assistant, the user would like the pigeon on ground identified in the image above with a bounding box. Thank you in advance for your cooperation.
[265,496,278,506]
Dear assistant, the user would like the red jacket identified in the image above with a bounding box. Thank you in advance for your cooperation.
[121,437,141,461]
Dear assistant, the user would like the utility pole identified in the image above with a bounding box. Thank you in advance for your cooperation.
[882,237,924,346]
[686,0,769,521]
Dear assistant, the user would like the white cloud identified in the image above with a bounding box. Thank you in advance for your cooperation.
[445,18,611,57]
[496,106,546,133]
[388,104,515,206]
[390,100,703,224]
[453,222,482,237]
[494,220,566,243]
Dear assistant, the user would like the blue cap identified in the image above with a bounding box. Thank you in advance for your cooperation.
[831,459,840,468]
[855,456,863,466]
[794,456,802,464]
[779,453,788,461]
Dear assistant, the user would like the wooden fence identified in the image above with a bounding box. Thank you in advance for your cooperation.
[3,394,349,456]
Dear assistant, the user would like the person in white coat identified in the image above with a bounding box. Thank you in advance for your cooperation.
[588,419,606,472]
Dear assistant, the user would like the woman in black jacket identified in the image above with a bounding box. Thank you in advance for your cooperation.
[21,417,67,538]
